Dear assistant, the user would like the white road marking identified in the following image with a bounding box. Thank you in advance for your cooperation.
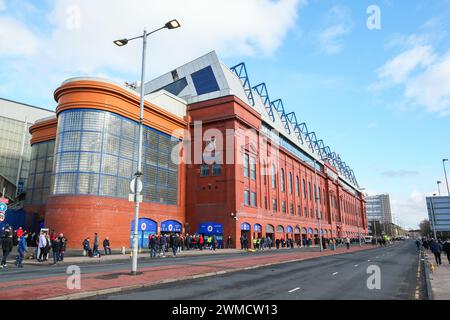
[368,260,371,262]
[288,287,300,293]
[332,272,339,276]
[354,264,359,267]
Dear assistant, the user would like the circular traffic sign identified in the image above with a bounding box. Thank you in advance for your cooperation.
[0,212,4,222]
[0,202,7,212]
[130,178,143,194]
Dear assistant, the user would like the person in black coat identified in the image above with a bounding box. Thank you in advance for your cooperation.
[1,232,13,268]
[103,237,111,255]
[442,240,450,264]
[430,239,443,265]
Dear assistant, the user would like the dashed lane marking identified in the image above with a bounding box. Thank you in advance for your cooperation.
[332,272,339,276]
[288,287,300,293]
[354,264,359,267]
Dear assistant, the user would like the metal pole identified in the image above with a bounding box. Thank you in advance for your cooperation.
[443,159,450,196]
[313,160,323,252]
[437,181,441,196]
[131,29,147,275]
[430,197,437,240]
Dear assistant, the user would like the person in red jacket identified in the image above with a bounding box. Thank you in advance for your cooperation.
[16,227,23,238]
[199,234,204,251]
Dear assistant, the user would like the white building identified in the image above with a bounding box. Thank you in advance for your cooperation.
[426,196,450,234]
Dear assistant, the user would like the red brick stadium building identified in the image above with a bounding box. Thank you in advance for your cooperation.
[25,51,368,249]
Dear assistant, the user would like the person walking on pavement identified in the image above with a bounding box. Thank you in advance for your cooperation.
[93,233,100,257]
[430,239,443,266]
[1,231,13,268]
[103,237,111,255]
[38,232,48,262]
[15,232,28,268]
[442,239,450,264]
[211,234,217,251]
[198,234,204,251]
[227,235,232,249]
[172,234,180,257]
[149,235,157,258]
[160,233,167,257]
[58,234,67,261]
[51,236,60,265]
[345,237,350,250]
[416,238,421,251]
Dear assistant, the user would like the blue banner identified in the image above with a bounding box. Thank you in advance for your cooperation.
[198,222,223,235]
[161,220,182,232]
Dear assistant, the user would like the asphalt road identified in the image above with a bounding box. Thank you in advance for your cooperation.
[98,241,423,300]
[0,246,327,283]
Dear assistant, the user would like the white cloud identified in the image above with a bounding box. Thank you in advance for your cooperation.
[0,0,305,107]
[317,5,353,55]
[390,191,428,229]
[371,39,450,116]
[0,16,38,57]
[405,50,450,116]
[377,46,436,85]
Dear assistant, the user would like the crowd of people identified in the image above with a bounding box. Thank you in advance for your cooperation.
[416,237,450,266]
[0,225,68,268]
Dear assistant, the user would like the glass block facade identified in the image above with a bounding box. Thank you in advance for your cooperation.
[0,115,32,191]
[26,140,55,205]
[52,109,180,205]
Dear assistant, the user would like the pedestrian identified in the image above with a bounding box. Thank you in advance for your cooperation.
[149,235,157,258]
[93,233,100,257]
[430,239,443,266]
[172,234,180,257]
[345,237,350,250]
[243,234,248,250]
[415,239,421,251]
[212,234,217,251]
[103,237,111,255]
[58,234,67,261]
[160,233,167,257]
[442,239,450,264]
[227,235,232,249]
[275,238,280,249]
[16,227,23,238]
[38,232,48,262]
[15,232,28,268]
[1,231,13,268]
[199,234,204,251]
[83,237,92,257]
[51,236,60,265]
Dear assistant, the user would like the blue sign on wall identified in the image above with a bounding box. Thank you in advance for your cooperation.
[198,222,223,235]
[254,224,262,232]
[130,218,157,248]
[161,220,182,233]
[0,203,7,212]
[286,226,293,233]
[241,222,251,231]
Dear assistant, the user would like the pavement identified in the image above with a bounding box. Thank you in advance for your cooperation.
[98,241,421,300]
[0,243,381,300]
[424,250,450,300]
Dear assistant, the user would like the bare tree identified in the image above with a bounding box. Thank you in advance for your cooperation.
[419,219,430,237]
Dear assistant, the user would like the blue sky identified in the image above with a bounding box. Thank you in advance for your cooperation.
[1,0,449,228]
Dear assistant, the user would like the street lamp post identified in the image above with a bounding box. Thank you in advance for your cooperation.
[430,195,438,240]
[443,159,450,196]
[114,19,181,275]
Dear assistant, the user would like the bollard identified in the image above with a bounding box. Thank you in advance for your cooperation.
[121,246,125,255]
[83,250,87,257]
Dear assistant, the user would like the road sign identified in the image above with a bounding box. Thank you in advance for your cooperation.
[0,202,7,212]
[130,178,143,194]
[0,212,4,222]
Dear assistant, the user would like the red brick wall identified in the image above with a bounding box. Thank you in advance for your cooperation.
[44,195,185,249]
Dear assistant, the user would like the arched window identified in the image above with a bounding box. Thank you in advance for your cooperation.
[281,168,285,192]
[271,164,276,189]
[289,172,293,194]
